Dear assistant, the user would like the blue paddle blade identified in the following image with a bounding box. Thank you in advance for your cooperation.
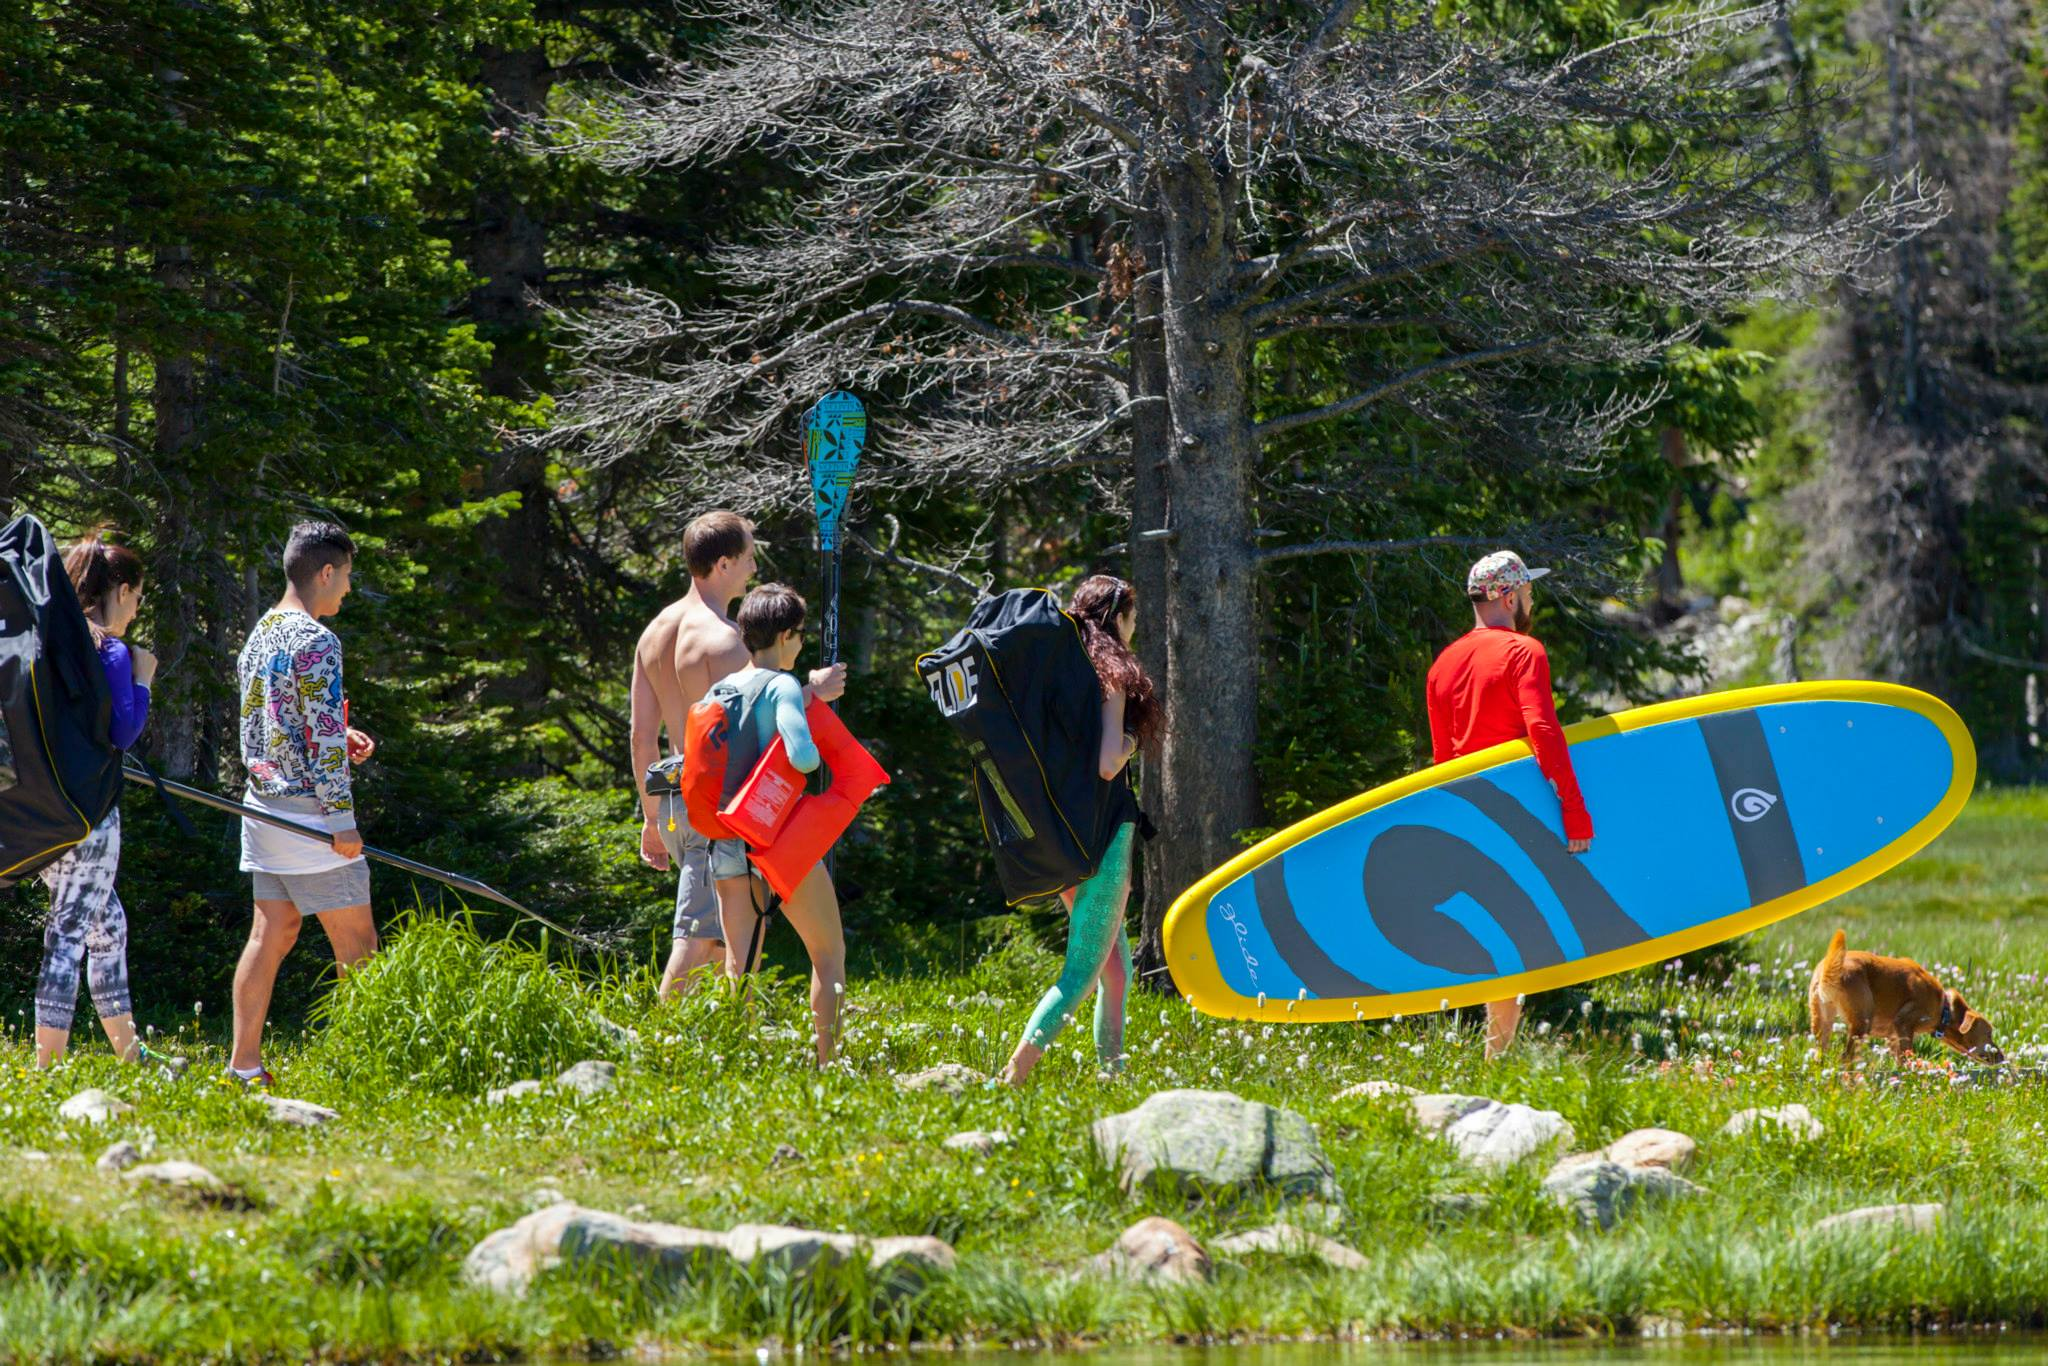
[804,391,867,552]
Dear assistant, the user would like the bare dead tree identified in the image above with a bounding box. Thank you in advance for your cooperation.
[546,0,1928,963]
[1791,0,2048,737]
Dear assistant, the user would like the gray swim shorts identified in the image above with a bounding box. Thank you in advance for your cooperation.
[656,797,725,942]
[252,860,371,915]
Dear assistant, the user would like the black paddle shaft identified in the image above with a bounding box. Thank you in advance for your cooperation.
[119,763,601,948]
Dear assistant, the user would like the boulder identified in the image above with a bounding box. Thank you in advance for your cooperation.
[1091,1089,1341,1203]
[123,1160,249,1208]
[1424,1192,1492,1223]
[1410,1093,1494,1131]
[1809,1203,1943,1239]
[57,1088,132,1126]
[124,1160,221,1191]
[1721,1104,1823,1143]
[591,1014,640,1050]
[1086,1217,1211,1283]
[1542,1158,1701,1229]
[941,1129,1012,1155]
[893,1063,982,1094]
[1335,1080,1418,1102]
[1283,1199,1346,1233]
[257,1095,338,1128]
[1211,1222,1369,1271]
[95,1141,141,1176]
[487,1080,546,1105]
[554,1061,618,1096]
[1603,1127,1696,1173]
[462,1203,955,1297]
[769,1143,803,1169]
[1411,1094,1573,1171]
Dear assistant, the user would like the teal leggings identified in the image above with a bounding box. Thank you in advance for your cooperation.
[1018,823,1136,1065]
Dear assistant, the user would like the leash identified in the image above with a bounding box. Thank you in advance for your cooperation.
[120,762,607,951]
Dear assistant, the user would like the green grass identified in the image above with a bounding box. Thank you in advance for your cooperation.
[9,790,2048,1361]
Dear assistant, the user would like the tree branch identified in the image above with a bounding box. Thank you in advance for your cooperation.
[1256,532,1504,564]
[1255,339,1552,439]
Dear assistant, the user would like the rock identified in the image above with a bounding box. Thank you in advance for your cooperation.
[893,1063,982,1094]
[57,1088,132,1126]
[257,1094,338,1128]
[1411,1094,1574,1171]
[1211,1222,1369,1271]
[125,1160,220,1190]
[769,1143,803,1169]
[554,1061,618,1096]
[487,1080,546,1105]
[462,1203,956,1297]
[124,1160,249,1208]
[95,1141,141,1175]
[17,1150,49,1164]
[1091,1089,1341,1204]
[1809,1203,1943,1239]
[1283,1199,1347,1233]
[94,1146,141,1179]
[1335,1080,1418,1101]
[1425,1192,1492,1222]
[591,1014,639,1050]
[1542,1158,1701,1229]
[942,1129,1012,1155]
[1721,1104,1823,1143]
[1086,1216,1212,1283]
[1603,1127,1696,1173]
[1409,1093,1494,1132]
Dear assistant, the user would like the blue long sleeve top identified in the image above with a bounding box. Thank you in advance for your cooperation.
[728,666,819,773]
[100,638,151,751]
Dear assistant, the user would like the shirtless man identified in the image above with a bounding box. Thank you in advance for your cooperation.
[631,511,845,998]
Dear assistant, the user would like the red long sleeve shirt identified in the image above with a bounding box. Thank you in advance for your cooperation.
[1425,627,1593,842]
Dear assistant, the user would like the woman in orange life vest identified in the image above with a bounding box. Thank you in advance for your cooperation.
[1001,575,1157,1086]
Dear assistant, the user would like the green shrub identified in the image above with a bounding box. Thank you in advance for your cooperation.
[305,909,616,1095]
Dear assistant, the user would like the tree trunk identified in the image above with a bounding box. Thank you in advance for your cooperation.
[1144,134,1260,975]
[150,240,205,779]
[470,42,558,721]
[1128,212,1174,985]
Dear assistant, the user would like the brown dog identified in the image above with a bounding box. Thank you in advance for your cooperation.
[1808,928,2001,1064]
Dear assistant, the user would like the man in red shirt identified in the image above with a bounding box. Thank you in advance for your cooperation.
[1425,550,1594,1059]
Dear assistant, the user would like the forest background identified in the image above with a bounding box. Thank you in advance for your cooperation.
[3,0,2044,1026]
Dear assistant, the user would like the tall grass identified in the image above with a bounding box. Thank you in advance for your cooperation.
[305,908,618,1095]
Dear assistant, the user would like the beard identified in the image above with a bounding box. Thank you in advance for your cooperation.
[1512,599,1532,633]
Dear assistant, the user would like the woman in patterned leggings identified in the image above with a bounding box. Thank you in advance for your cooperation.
[35,535,159,1069]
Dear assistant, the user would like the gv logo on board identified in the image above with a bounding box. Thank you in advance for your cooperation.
[1730,788,1779,823]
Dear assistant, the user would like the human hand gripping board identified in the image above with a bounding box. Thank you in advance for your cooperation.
[1162,681,1975,1022]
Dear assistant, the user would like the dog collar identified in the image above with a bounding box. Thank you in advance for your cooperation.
[1938,998,1952,1033]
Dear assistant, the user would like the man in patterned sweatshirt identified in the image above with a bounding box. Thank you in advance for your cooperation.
[228,521,378,1088]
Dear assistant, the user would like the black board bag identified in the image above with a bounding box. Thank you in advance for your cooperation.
[918,588,1125,905]
[0,514,121,887]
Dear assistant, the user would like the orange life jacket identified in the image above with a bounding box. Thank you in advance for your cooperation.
[679,693,890,899]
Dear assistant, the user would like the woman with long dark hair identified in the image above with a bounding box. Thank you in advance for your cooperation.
[1001,574,1158,1086]
[36,535,163,1068]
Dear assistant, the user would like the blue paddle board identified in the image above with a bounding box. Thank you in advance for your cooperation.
[1163,681,1974,1022]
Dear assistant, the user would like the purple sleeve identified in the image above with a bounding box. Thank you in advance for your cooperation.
[100,639,151,751]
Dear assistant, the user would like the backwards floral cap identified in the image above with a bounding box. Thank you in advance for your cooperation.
[1466,550,1550,601]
